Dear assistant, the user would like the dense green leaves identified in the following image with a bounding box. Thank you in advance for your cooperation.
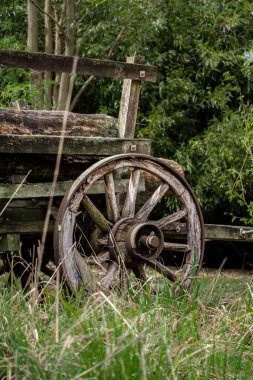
[1,0,253,223]
[138,0,253,223]
[176,109,252,222]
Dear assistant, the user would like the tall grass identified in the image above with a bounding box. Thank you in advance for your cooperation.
[0,272,253,379]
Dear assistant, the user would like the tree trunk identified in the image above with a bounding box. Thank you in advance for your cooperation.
[27,0,43,109]
[27,0,38,53]
[57,0,75,110]
[44,0,53,109]
[53,2,65,108]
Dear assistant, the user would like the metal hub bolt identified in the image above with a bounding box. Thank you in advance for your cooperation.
[140,234,160,250]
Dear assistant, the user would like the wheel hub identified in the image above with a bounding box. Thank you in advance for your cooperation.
[109,218,164,262]
[126,223,164,260]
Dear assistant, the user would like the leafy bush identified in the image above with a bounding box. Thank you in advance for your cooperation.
[176,107,253,224]
[1,0,253,224]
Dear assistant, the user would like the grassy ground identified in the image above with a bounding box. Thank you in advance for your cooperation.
[0,270,253,379]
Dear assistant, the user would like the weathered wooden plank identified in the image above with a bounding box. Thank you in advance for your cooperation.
[205,224,253,242]
[0,181,71,198]
[0,50,157,82]
[0,221,54,234]
[118,56,143,138]
[0,178,145,199]
[0,203,56,233]
[0,108,118,137]
[0,153,96,183]
[163,223,253,242]
[0,135,151,155]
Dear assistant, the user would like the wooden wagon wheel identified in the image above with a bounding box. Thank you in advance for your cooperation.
[54,154,204,295]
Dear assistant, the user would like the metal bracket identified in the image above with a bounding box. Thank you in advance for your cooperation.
[240,228,253,239]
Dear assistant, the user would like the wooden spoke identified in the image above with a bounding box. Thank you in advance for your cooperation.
[163,242,191,252]
[155,209,188,229]
[82,195,111,232]
[105,192,113,221]
[97,236,109,246]
[135,183,169,221]
[132,264,156,294]
[100,262,119,290]
[104,173,120,222]
[119,266,130,291]
[132,264,147,282]
[146,259,177,282]
[73,247,93,288]
[122,169,141,217]
[84,251,110,265]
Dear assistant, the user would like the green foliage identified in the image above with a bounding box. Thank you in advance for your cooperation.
[0,71,36,108]
[73,0,164,115]
[138,0,253,223]
[1,0,253,222]
[222,108,253,225]
[0,2,30,108]
[0,1,27,44]
[176,107,253,224]
[139,0,253,154]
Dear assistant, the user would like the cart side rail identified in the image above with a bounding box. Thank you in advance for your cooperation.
[0,50,157,82]
[0,50,157,139]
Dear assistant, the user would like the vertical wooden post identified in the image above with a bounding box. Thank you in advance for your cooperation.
[118,56,144,138]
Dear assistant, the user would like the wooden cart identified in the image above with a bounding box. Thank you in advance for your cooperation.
[0,50,205,293]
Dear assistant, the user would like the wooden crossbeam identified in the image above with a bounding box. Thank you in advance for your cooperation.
[0,178,145,199]
[0,221,55,235]
[0,135,151,155]
[205,224,253,242]
[0,50,157,82]
[163,223,253,242]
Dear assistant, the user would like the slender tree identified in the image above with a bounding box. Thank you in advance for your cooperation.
[44,0,53,108]
[57,0,75,110]
[27,0,43,108]
[52,1,65,108]
[27,0,38,53]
